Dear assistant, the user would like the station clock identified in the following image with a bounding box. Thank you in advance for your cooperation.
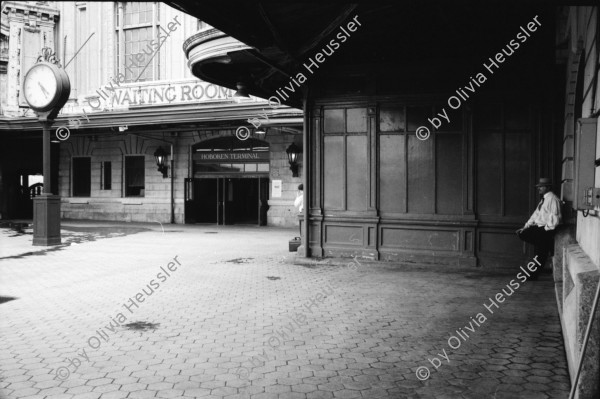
[23,61,70,115]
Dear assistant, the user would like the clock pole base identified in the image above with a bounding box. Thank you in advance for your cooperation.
[33,195,62,246]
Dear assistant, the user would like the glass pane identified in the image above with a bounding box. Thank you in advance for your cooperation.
[379,135,406,212]
[379,107,405,132]
[115,32,119,68]
[324,109,345,133]
[441,108,462,131]
[323,136,344,209]
[346,135,368,210]
[245,164,257,172]
[407,105,432,132]
[436,134,462,214]
[407,135,434,213]
[347,108,367,133]
[257,163,269,172]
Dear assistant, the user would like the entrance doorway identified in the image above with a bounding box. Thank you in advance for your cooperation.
[13,173,44,219]
[185,177,269,225]
[185,136,271,226]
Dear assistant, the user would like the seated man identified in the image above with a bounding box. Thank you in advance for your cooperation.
[516,177,562,279]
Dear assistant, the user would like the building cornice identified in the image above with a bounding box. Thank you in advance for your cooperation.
[1,1,59,24]
[0,102,302,131]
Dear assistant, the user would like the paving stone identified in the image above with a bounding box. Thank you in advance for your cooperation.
[279,393,307,399]
[43,395,74,399]
[252,393,284,399]
[182,387,212,397]
[265,384,291,394]
[97,392,128,399]
[0,223,571,399]
[156,389,186,398]
[128,390,159,398]
[307,392,334,399]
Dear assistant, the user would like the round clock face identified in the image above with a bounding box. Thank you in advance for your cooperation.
[23,64,59,110]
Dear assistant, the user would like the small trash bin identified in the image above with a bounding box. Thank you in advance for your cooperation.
[289,237,301,252]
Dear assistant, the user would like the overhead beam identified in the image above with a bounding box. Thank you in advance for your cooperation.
[294,4,359,58]
[258,4,297,63]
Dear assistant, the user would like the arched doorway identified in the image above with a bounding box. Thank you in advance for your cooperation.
[185,136,270,225]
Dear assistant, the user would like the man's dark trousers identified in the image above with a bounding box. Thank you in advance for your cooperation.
[517,226,554,276]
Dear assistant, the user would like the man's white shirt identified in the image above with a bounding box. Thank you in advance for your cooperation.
[525,191,562,231]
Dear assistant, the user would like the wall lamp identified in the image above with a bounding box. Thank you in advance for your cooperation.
[286,142,302,177]
[254,128,267,140]
[153,146,169,178]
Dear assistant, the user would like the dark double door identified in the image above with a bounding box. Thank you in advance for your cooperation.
[185,177,269,225]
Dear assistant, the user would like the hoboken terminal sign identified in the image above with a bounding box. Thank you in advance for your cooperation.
[194,151,270,162]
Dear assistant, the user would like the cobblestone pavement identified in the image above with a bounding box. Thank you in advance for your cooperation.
[0,222,570,398]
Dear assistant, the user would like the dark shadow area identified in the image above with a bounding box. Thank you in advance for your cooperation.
[0,296,17,304]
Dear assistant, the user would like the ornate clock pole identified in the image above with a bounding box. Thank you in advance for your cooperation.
[23,48,71,246]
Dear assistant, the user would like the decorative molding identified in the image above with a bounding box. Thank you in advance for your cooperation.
[65,136,94,156]
[23,26,40,34]
[36,47,61,67]
[119,135,148,155]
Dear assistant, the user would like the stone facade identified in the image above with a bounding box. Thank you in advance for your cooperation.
[58,129,303,227]
[265,133,303,227]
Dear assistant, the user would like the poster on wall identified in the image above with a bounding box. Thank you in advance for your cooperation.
[272,180,282,198]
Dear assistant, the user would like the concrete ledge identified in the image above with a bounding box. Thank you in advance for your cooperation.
[560,243,600,399]
[121,199,143,205]
[68,198,90,204]
[566,245,598,285]
[555,282,563,318]
[554,223,577,283]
